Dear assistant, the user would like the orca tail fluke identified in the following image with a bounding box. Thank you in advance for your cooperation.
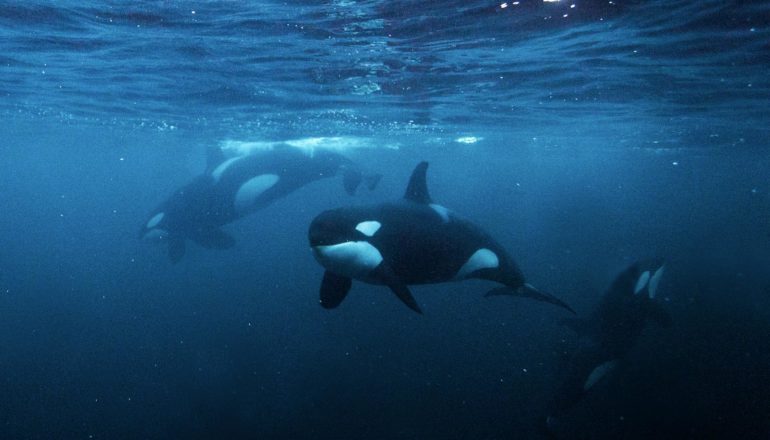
[343,168,381,195]
[342,169,363,195]
[486,283,576,314]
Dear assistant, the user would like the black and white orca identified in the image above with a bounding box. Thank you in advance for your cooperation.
[545,260,671,429]
[140,145,381,263]
[308,161,574,314]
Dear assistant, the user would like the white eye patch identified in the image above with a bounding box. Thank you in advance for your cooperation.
[648,266,665,299]
[355,220,381,237]
[634,271,650,295]
[146,212,165,229]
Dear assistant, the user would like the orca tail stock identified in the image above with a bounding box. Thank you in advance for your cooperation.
[486,283,576,314]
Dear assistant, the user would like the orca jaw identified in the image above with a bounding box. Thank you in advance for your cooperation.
[309,209,350,247]
[312,241,383,280]
[308,208,377,248]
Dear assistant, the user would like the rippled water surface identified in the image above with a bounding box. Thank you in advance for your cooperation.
[2,0,768,140]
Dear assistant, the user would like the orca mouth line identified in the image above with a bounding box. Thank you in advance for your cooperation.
[308,232,343,248]
[309,238,335,248]
[310,244,340,258]
[310,242,351,254]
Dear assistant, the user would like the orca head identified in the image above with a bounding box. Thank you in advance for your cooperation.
[308,208,382,247]
[309,208,384,279]
[139,211,172,243]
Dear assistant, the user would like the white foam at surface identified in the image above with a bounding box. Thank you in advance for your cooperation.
[455,136,483,144]
[219,136,397,158]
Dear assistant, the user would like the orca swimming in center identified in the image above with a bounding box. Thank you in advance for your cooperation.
[308,161,574,314]
[140,144,381,263]
[544,259,671,432]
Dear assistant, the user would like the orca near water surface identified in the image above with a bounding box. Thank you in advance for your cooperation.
[141,144,380,263]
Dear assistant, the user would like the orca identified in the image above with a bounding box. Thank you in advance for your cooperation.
[308,161,574,314]
[545,260,671,430]
[140,145,381,263]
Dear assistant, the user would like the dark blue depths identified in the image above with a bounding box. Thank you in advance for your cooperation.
[2,124,769,439]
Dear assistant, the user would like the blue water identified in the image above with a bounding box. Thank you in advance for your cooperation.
[1,1,769,438]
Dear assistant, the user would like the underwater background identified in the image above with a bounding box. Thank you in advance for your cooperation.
[1,0,769,438]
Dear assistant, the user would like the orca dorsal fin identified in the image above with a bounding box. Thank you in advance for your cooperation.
[403,161,432,204]
[205,146,227,172]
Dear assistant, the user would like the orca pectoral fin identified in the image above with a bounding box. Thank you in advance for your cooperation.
[486,284,576,314]
[320,271,352,309]
[168,236,186,264]
[373,263,422,314]
[388,283,422,315]
[190,228,236,250]
[342,169,363,195]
